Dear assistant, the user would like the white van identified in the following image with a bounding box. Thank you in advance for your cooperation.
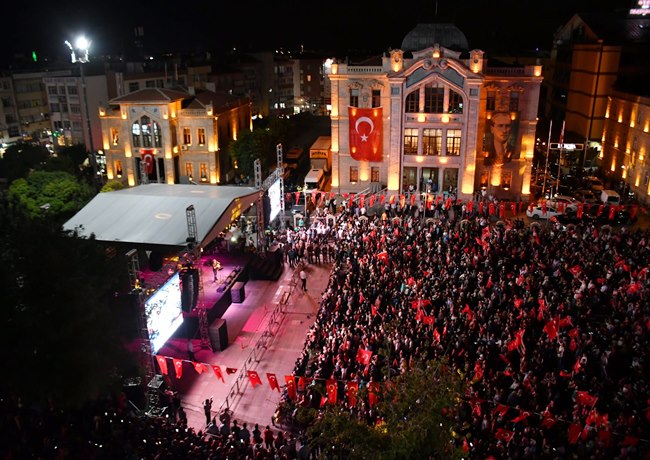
[600,189,621,206]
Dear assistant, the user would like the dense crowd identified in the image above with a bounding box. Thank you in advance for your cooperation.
[284,203,649,458]
[2,198,648,459]
[0,392,307,459]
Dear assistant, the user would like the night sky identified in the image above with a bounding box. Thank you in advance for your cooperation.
[1,0,633,61]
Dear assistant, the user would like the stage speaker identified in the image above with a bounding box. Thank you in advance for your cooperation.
[231,281,246,303]
[208,319,228,351]
[181,268,199,312]
[149,251,163,271]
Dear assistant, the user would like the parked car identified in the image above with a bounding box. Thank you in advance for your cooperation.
[573,189,600,205]
[583,205,637,225]
[526,204,564,220]
[583,176,604,191]
[547,195,578,213]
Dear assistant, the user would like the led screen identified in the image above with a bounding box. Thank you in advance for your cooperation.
[268,179,282,222]
[145,273,184,353]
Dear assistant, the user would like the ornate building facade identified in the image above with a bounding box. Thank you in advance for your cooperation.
[99,88,251,186]
[327,32,542,201]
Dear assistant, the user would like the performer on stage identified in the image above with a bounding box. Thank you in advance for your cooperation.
[211,258,221,281]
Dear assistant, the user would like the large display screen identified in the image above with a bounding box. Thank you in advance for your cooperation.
[268,179,282,222]
[145,273,184,353]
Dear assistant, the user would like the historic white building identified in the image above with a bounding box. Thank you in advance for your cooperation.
[99,88,251,186]
[327,24,543,201]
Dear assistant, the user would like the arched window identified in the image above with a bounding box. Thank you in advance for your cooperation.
[131,121,141,147]
[405,90,419,113]
[132,115,162,148]
[424,83,444,113]
[141,116,152,147]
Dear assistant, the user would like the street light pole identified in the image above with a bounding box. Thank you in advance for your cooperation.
[65,37,99,188]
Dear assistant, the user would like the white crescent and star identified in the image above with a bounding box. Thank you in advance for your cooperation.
[355,116,374,142]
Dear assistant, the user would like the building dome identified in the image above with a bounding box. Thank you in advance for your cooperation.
[401,23,469,52]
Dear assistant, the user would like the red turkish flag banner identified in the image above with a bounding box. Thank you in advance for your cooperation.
[369,194,375,207]
[226,367,238,375]
[348,107,383,162]
[211,365,225,382]
[499,202,506,218]
[511,410,530,423]
[410,193,416,206]
[510,202,517,216]
[326,379,338,404]
[467,200,474,213]
[346,381,359,407]
[266,373,280,392]
[488,202,496,215]
[356,348,372,365]
[495,428,514,443]
[568,423,582,444]
[173,358,183,379]
[247,370,263,388]
[285,375,297,400]
[155,355,168,375]
[543,321,558,340]
[368,382,380,407]
[141,148,155,174]
[295,192,300,204]
[576,390,598,407]
[193,362,207,374]
[608,205,616,220]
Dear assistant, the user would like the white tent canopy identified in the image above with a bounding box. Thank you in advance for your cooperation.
[63,184,260,248]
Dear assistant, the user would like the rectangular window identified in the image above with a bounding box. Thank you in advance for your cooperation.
[349,166,359,183]
[448,90,463,114]
[69,104,80,114]
[47,86,57,95]
[183,127,191,145]
[404,128,419,155]
[156,79,164,88]
[128,82,140,92]
[111,127,119,146]
[185,162,194,179]
[372,89,381,108]
[349,89,359,107]
[509,92,520,112]
[200,163,208,182]
[501,170,513,190]
[67,85,78,95]
[424,86,444,113]
[422,128,442,155]
[115,160,123,178]
[486,91,496,111]
[197,128,206,146]
[371,167,380,183]
[49,103,60,112]
[445,129,462,156]
[145,80,155,88]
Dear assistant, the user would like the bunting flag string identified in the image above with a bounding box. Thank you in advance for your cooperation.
[281,191,646,220]
[152,353,649,448]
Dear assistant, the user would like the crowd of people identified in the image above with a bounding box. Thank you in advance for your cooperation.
[0,392,309,459]
[282,201,649,458]
[2,196,648,459]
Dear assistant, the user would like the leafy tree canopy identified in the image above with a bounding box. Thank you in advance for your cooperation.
[0,143,49,183]
[307,358,466,460]
[0,193,138,408]
[8,170,95,221]
[101,179,127,193]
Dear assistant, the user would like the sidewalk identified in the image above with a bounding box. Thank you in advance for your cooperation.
[176,258,331,433]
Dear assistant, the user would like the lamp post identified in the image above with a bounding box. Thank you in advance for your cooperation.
[65,36,99,187]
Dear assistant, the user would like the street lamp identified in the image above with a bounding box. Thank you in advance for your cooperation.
[65,36,99,187]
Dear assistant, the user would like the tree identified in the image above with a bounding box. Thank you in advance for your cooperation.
[101,179,127,193]
[0,143,49,183]
[8,170,95,221]
[306,358,466,460]
[228,115,293,179]
[0,192,138,408]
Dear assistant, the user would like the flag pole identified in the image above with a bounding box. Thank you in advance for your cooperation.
[541,120,552,198]
[555,120,566,198]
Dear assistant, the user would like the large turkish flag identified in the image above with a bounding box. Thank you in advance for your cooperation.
[349,107,383,162]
